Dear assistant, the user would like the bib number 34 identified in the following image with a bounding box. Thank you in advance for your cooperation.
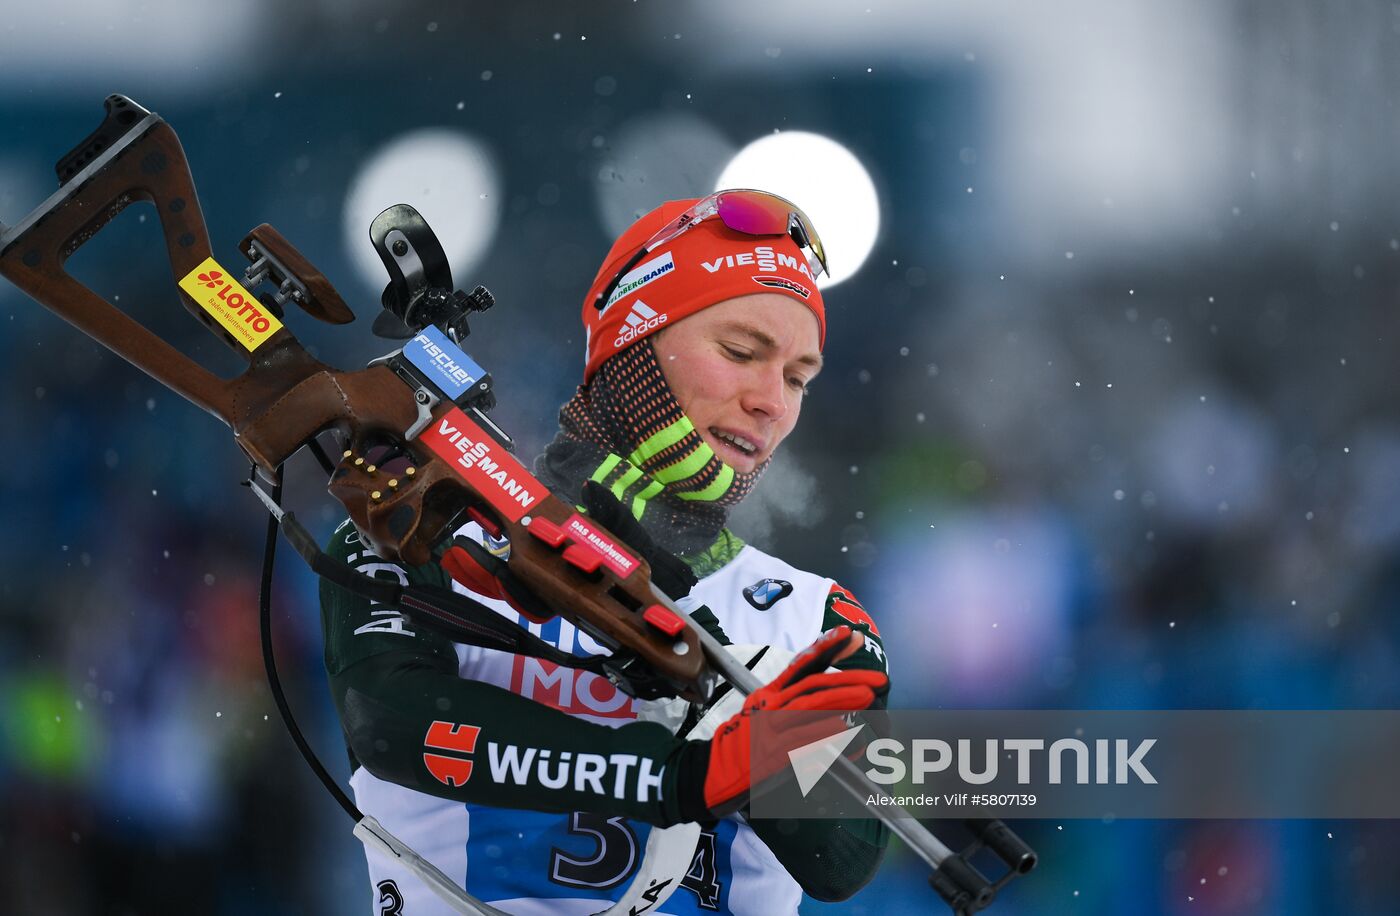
[548,813,722,909]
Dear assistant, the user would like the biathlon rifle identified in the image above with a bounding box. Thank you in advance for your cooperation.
[0,95,1036,915]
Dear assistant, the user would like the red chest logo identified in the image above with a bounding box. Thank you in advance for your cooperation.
[422,721,482,787]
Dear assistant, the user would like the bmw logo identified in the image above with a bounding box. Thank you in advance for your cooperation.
[743,578,793,610]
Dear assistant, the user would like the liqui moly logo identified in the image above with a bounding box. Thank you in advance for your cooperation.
[178,256,283,351]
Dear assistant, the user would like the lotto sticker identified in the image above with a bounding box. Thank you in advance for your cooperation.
[178,257,283,351]
[418,407,548,522]
[403,325,486,401]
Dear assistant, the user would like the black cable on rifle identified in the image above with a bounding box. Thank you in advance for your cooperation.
[258,464,361,822]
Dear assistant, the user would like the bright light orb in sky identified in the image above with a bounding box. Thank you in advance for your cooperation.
[716,131,880,287]
[342,129,501,294]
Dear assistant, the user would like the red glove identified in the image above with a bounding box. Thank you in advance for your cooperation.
[686,626,888,819]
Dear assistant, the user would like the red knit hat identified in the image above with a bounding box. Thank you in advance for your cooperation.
[580,198,826,382]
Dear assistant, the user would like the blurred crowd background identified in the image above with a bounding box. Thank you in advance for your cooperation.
[3,2,1398,913]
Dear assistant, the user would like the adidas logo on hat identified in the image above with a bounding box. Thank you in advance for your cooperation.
[612,300,668,347]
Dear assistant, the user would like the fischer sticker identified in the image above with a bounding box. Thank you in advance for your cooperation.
[402,325,486,401]
[178,257,283,351]
[417,407,548,522]
[561,513,639,579]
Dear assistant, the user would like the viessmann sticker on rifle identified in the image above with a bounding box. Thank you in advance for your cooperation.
[418,407,548,522]
[177,257,284,351]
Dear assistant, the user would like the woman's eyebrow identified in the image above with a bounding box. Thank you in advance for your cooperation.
[720,321,824,370]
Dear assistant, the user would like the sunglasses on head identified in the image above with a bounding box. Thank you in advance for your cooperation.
[593,189,828,312]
